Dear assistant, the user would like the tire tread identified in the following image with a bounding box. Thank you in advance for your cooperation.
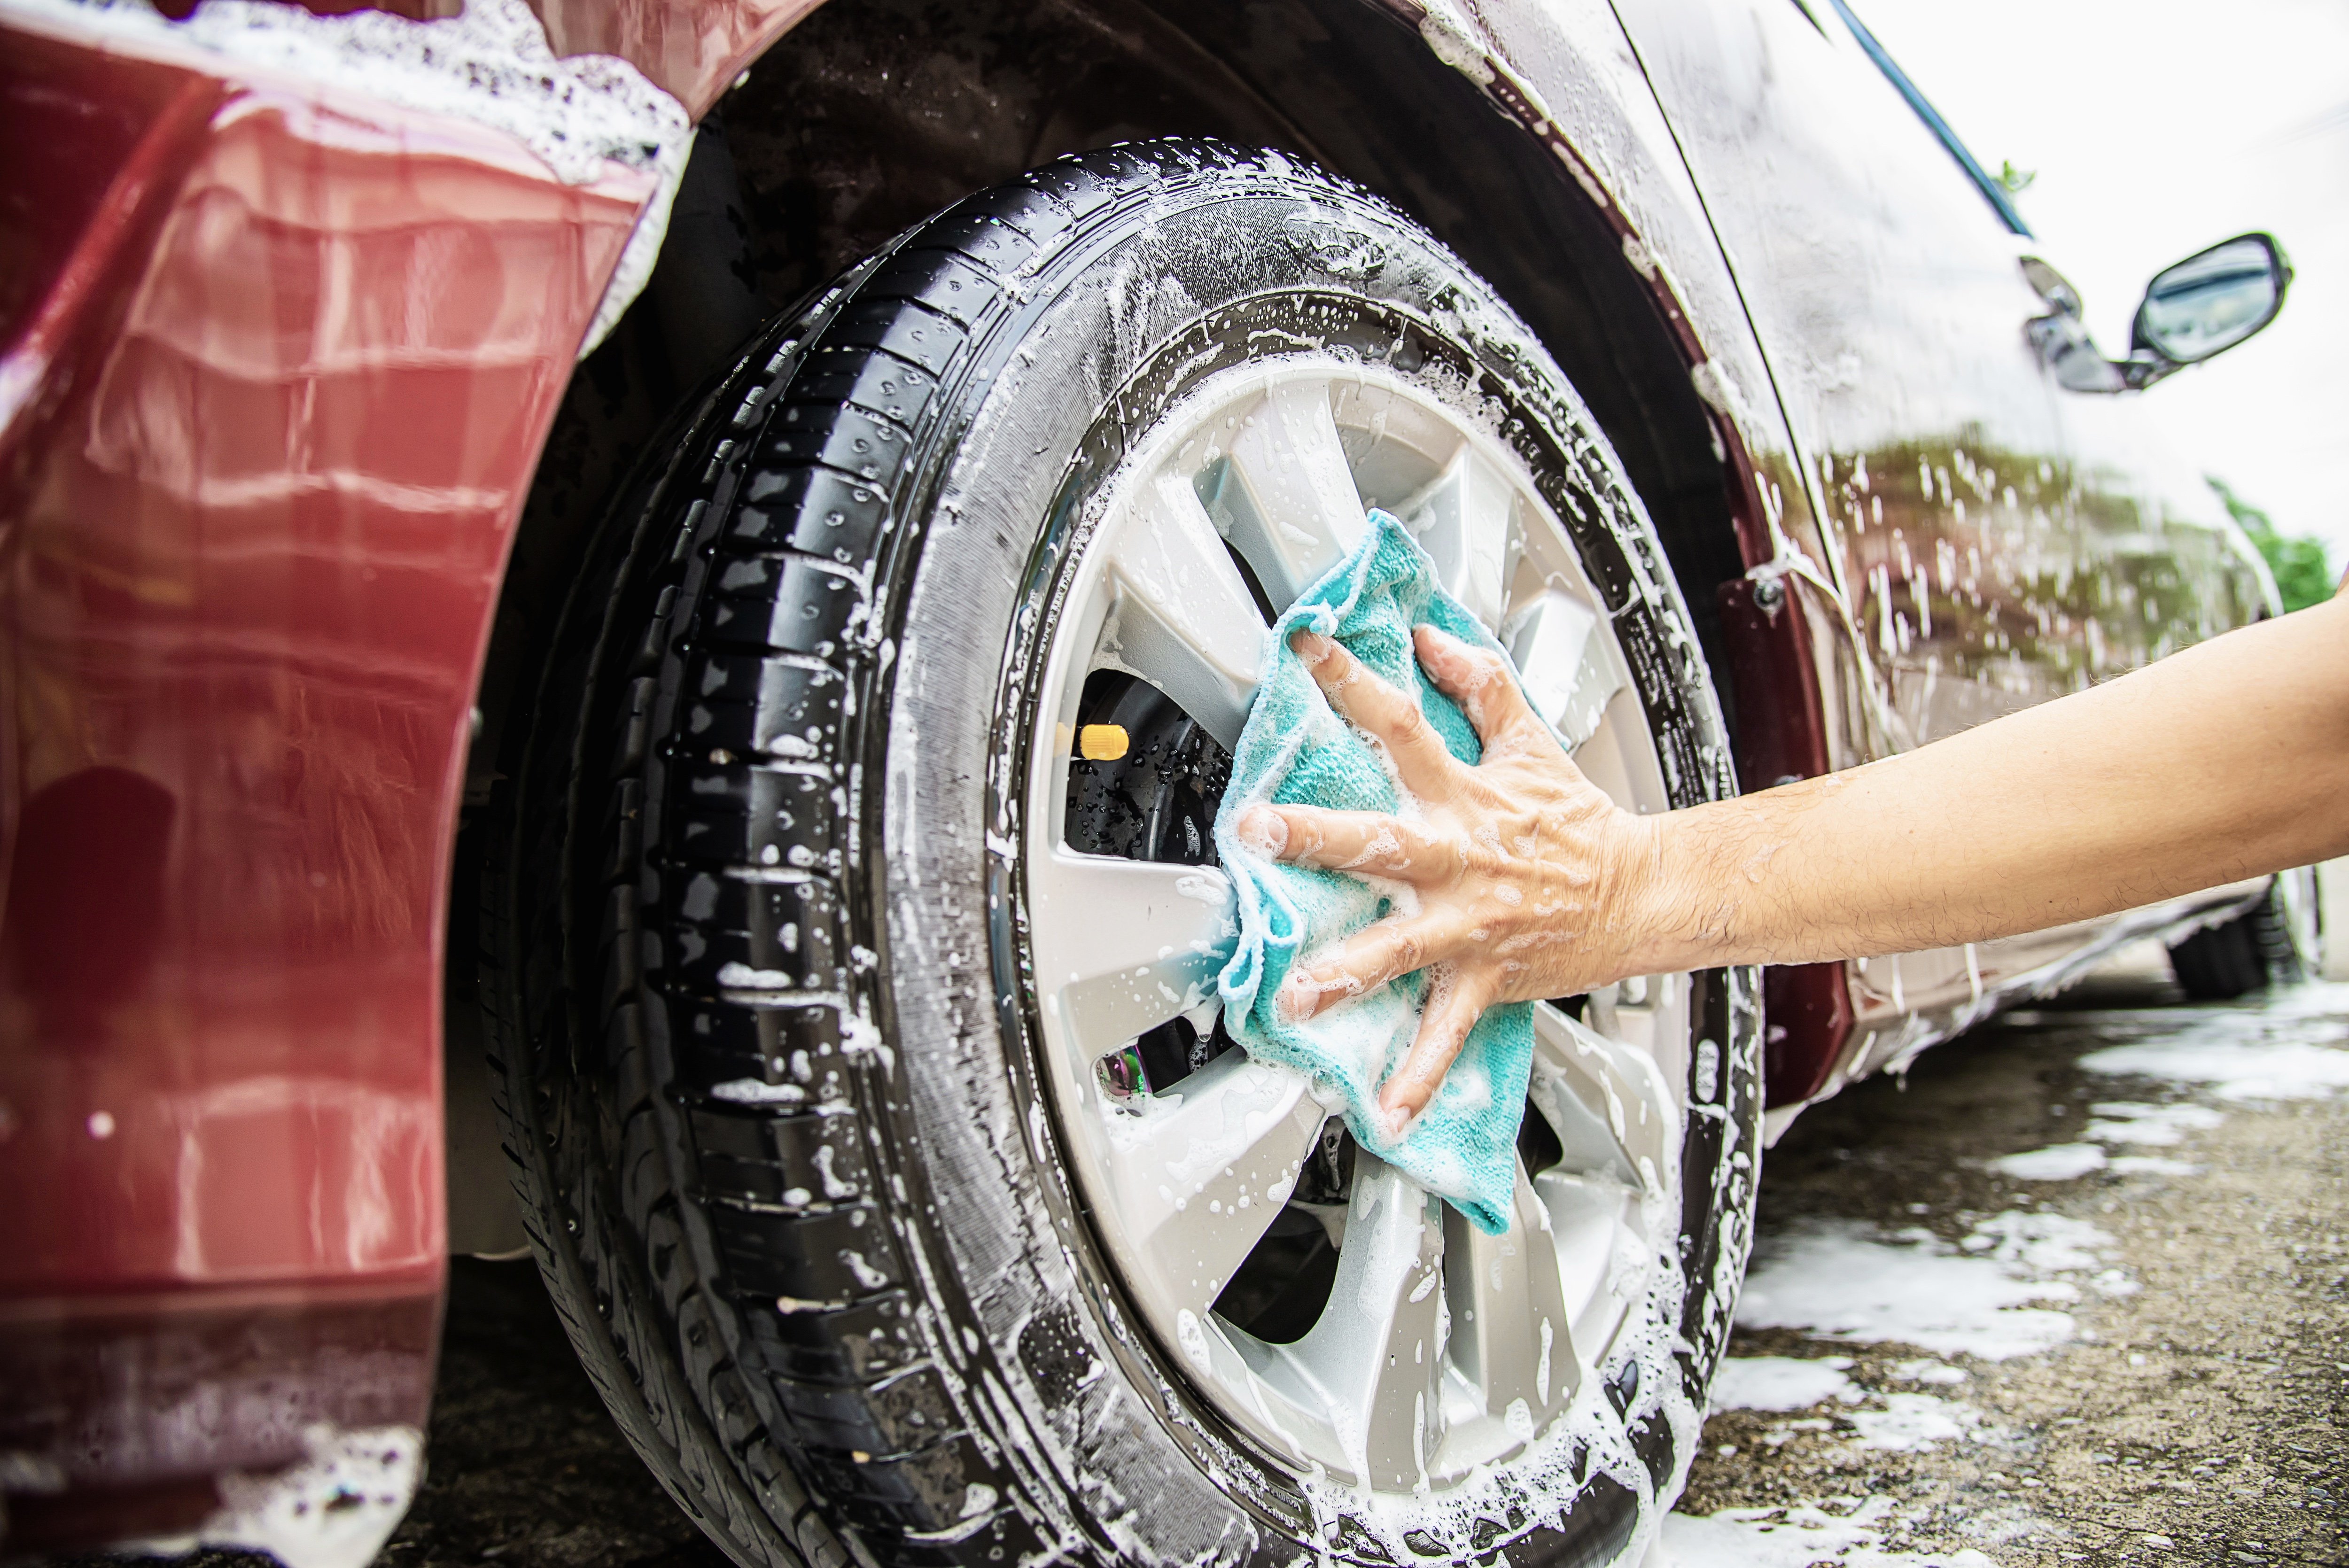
[484,143,1205,1567]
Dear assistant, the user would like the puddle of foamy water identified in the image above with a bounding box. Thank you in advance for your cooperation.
[1846,1391,1985,1452]
[1958,1211,2113,1273]
[1674,988,2349,1561]
[1988,1093,2232,1182]
[1985,1143,2107,1180]
[2078,983,2349,1101]
[1662,1496,1997,1567]
[2083,1101,2224,1145]
[2082,1035,2349,1100]
[2106,1154,2199,1176]
[1737,1211,2117,1359]
[1706,1354,1995,1465]
[1707,1355,1860,1413]
[1984,987,2349,1181]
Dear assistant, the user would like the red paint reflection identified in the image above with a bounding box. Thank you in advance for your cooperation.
[0,46,641,1299]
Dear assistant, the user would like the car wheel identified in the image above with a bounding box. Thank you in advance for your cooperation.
[479,139,1761,1568]
[2167,869,2321,1001]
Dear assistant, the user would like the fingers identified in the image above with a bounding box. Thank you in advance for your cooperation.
[1276,911,1458,1024]
[1236,804,1459,880]
[1413,624,1542,752]
[1376,964,1500,1131]
[1291,630,1464,800]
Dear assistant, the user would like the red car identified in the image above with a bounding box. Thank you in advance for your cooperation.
[0,0,2308,1562]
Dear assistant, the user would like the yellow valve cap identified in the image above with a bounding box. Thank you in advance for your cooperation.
[1078,723,1129,762]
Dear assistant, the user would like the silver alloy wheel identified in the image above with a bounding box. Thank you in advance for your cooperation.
[1021,357,1693,1492]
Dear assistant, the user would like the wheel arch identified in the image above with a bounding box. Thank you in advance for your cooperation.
[448,0,1812,1235]
[486,0,1762,772]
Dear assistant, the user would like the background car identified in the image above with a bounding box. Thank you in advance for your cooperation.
[0,0,2307,1563]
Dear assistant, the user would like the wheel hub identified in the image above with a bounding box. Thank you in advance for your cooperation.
[1020,356,1692,1491]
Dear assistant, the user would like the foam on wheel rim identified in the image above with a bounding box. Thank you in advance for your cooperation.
[480,139,1764,1568]
[1027,351,1708,1499]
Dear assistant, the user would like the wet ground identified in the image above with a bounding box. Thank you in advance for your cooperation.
[371,1262,727,1568]
[1671,949,2349,1567]
[129,938,2349,1568]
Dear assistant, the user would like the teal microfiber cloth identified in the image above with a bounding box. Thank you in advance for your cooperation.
[1213,507,1533,1235]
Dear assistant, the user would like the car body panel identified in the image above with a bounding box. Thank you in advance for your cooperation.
[1604,0,2272,1104]
[0,4,648,1536]
[0,0,2285,1547]
[1358,0,1880,1099]
[527,0,816,118]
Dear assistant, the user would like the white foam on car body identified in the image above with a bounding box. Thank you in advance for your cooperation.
[191,1424,424,1568]
[0,0,690,353]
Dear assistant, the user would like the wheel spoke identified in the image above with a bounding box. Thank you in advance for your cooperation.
[1567,700,1642,812]
[1028,850,1237,1056]
[1527,1002,1675,1190]
[1525,935,1678,1368]
[1102,1052,1326,1318]
[1104,473,1270,751]
[1405,443,1519,629]
[1507,588,1627,750]
[1221,380,1369,608]
[1531,1164,1644,1352]
[1274,1155,1447,1490]
[1443,1160,1577,1427]
[1587,971,1689,1103]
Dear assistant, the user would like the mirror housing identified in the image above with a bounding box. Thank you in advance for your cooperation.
[2021,256,2126,392]
[2127,232,2292,384]
[2028,234,2294,393]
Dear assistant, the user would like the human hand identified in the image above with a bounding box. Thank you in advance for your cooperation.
[1235,625,1657,1132]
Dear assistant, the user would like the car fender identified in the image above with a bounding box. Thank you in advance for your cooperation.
[0,0,670,1550]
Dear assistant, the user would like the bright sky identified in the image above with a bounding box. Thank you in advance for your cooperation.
[1854,0,2349,574]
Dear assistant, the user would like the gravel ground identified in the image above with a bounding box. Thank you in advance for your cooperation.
[1674,953,2349,1566]
[118,948,2349,1568]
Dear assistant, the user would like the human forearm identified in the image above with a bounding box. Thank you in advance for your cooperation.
[1249,591,2349,1124]
[1623,589,2349,972]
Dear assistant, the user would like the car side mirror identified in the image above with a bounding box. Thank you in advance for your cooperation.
[2130,232,2291,375]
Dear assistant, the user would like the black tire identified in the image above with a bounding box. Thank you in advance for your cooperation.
[2167,871,2318,1000]
[479,139,1760,1568]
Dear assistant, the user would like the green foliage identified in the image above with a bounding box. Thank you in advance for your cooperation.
[2210,477,2334,613]
[1997,160,2036,195]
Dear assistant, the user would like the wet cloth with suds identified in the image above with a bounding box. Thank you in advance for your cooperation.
[1214,508,1533,1234]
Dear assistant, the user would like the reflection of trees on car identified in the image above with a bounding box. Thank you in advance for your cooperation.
[1818,435,2263,744]
[2211,478,2335,613]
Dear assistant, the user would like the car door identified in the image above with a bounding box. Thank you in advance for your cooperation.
[1606,0,2130,1043]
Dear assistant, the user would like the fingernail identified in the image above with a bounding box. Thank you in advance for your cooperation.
[1289,629,1331,660]
[1237,806,1287,857]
